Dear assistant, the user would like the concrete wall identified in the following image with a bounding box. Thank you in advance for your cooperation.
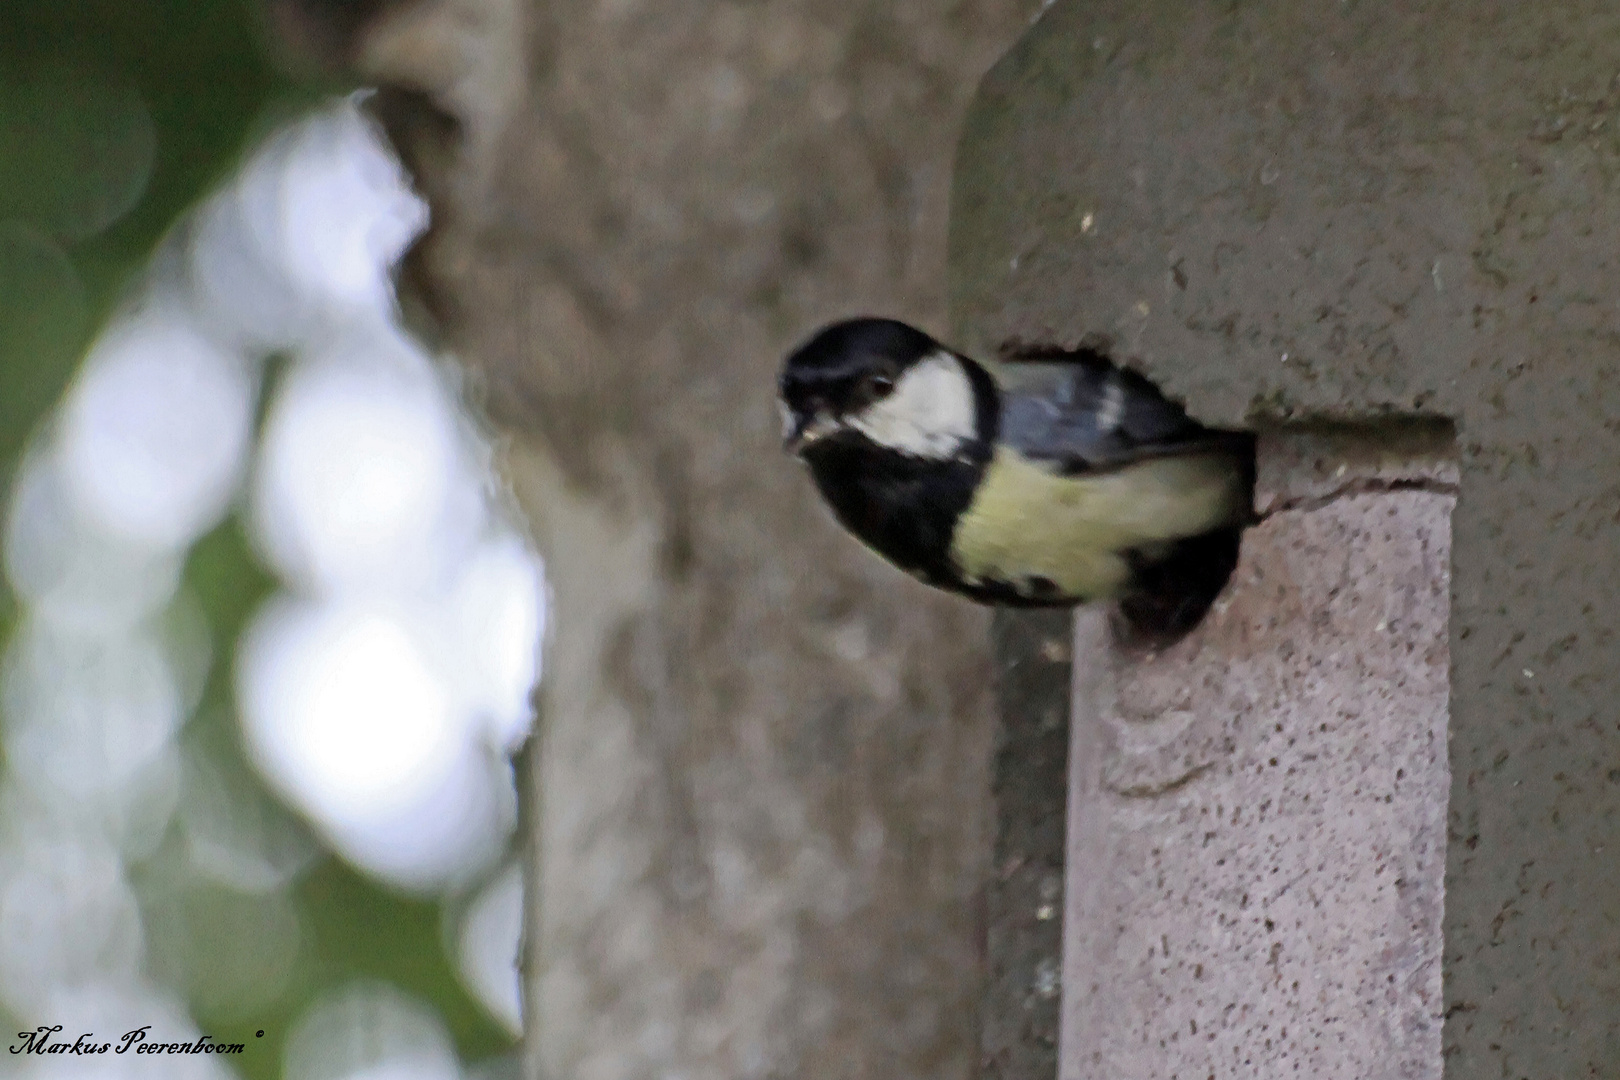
[951,1,1620,1074]
[983,610,1074,1080]
[1064,429,1453,1078]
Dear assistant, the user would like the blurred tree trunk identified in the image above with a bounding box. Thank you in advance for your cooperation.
[276,0,1036,1075]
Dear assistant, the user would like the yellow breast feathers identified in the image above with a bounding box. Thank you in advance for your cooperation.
[949,446,1249,599]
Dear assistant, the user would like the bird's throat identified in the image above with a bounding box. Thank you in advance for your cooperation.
[806,439,984,582]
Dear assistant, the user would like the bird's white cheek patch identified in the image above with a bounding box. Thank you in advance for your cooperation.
[849,352,976,459]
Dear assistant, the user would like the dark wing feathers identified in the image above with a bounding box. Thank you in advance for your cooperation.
[993,357,1235,474]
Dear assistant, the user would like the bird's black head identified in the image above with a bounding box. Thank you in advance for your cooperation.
[778,317,996,588]
[778,317,990,462]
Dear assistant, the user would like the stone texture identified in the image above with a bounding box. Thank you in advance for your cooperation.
[1250,421,1456,518]
[1062,431,1453,1079]
[950,3,1620,1073]
[983,610,1073,1080]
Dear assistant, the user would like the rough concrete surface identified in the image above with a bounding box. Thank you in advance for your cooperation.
[984,610,1073,1080]
[275,1,1047,1078]
[951,3,1620,1073]
[1062,432,1454,1079]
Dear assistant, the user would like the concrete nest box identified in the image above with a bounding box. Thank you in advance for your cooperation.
[951,3,1620,1077]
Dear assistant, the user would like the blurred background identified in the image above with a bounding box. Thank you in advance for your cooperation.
[0,4,541,1077]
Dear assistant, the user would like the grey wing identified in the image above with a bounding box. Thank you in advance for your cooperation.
[994,358,1231,474]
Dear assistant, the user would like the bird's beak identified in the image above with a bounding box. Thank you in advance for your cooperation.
[783,409,839,456]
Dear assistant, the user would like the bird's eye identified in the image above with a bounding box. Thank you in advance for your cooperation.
[864,373,895,399]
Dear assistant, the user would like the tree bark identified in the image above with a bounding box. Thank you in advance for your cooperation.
[287,0,1039,1076]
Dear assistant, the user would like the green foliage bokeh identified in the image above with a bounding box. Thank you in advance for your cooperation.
[0,2,516,1074]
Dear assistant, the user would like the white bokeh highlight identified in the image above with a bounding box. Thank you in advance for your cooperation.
[456,863,524,1037]
[446,536,546,755]
[210,97,543,898]
[284,982,464,1080]
[0,829,145,1020]
[59,294,255,550]
[237,598,518,887]
[175,744,321,895]
[187,102,429,351]
[275,109,430,318]
[3,622,183,804]
[241,602,461,821]
[5,447,185,632]
[252,336,484,596]
[0,93,540,1064]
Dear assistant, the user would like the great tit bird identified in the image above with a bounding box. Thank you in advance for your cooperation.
[778,317,1255,635]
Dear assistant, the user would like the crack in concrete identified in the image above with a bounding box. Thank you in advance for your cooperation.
[1105,759,1217,799]
[1257,475,1460,520]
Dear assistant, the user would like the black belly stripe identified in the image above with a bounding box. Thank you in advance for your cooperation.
[806,439,984,586]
